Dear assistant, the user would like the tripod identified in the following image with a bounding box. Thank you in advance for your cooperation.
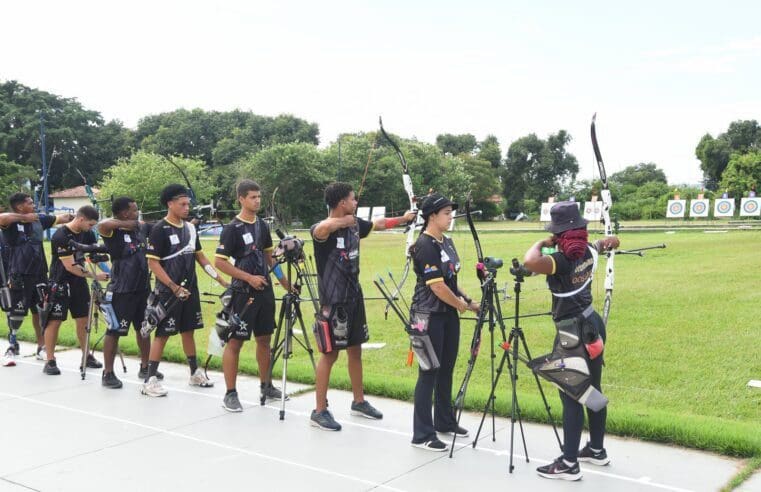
[472,260,561,473]
[449,265,509,456]
[268,256,318,419]
[80,255,125,379]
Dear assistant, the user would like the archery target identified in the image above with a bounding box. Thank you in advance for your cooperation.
[740,197,761,216]
[356,207,371,221]
[666,200,686,218]
[689,199,709,218]
[714,199,735,218]
[583,201,602,221]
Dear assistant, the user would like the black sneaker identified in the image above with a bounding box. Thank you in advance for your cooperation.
[102,371,123,389]
[310,409,342,431]
[43,360,61,376]
[350,400,383,420]
[138,365,164,381]
[537,457,582,481]
[436,425,469,438]
[86,354,103,369]
[411,438,448,452]
[260,382,289,401]
[578,442,610,465]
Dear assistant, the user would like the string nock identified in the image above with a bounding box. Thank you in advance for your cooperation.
[500,341,511,351]
[406,350,414,367]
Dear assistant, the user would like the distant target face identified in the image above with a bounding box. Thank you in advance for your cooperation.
[691,201,706,214]
[669,202,684,215]
[717,200,732,214]
[743,200,759,214]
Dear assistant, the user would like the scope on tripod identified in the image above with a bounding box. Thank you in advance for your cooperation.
[274,229,305,262]
[483,256,503,272]
[509,258,533,279]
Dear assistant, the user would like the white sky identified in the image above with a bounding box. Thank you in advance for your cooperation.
[3,0,761,185]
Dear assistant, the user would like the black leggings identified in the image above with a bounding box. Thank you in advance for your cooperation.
[561,313,607,462]
[412,310,460,443]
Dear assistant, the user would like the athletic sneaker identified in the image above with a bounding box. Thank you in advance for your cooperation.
[138,365,164,381]
[35,346,46,361]
[7,343,20,356]
[189,368,214,388]
[2,347,17,367]
[86,354,103,369]
[141,376,168,397]
[436,425,469,438]
[411,438,449,452]
[310,409,342,431]
[102,371,123,389]
[537,457,582,481]
[43,360,61,375]
[350,400,383,420]
[222,391,243,412]
[260,382,288,401]
[578,443,610,465]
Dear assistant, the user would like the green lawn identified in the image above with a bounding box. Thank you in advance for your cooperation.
[4,227,760,458]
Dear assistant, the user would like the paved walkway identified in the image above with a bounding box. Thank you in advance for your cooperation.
[0,342,751,492]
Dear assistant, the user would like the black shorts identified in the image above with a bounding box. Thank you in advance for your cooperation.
[48,279,90,322]
[110,290,149,336]
[9,274,46,316]
[229,288,275,341]
[155,289,203,337]
[326,300,369,350]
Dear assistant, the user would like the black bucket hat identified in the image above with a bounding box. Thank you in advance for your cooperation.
[420,193,458,218]
[545,201,588,234]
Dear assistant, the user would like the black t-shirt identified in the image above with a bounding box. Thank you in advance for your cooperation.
[310,217,373,305]
[101,223,151,293]
[546,244,599,321]
[145,219,202,294]
[1,214,57,277]
[411,233,461,313]
[215,216,273,292]
[49,225,97,284]
[0,231,9,276]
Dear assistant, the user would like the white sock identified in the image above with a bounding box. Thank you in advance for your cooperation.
[563,459,576,467]
[590,446,603,453]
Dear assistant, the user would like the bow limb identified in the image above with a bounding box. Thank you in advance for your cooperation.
[591,113,615,326]
[164,155,197,208]
[379,117,420,317]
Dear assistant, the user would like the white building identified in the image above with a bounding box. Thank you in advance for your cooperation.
[48,186,98,215]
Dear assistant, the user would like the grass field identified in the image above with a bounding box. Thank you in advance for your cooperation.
[4,226,760,459]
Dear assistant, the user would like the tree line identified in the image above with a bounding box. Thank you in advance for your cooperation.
[1,80,758,224]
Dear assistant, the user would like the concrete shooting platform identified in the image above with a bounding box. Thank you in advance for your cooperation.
[0,341,753,492]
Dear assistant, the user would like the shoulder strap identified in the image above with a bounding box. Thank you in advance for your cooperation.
[551,245,598,298]
[161,222,197,261]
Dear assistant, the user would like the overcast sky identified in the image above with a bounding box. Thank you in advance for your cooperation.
[4,0,761,185]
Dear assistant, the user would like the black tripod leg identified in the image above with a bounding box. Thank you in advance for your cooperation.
[519,331,562,449]
[292,302,316,372]
[265,298,288,405]
[473,346,510,448]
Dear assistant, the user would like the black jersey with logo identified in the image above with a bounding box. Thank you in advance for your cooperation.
[215,216,273,292]
[1,214,57,277]
[546,245,599,321]
[411,233,461,313]
[49,225,97,284]
[101,223,151,293]
[145,219,202,294]
[310,217,372,305]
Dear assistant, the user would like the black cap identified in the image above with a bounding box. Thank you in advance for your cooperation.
[545,201,588,234]
[419,193,458,218]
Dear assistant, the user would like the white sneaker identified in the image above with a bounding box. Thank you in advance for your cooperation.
[2,347,17,367]
[35,347,46,361]
[141,376,168,397]
[189,368,214,388]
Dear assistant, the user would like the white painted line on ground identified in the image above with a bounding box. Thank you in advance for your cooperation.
[8,356,696,491]
[0,389,407,492]
[747,380,761,388]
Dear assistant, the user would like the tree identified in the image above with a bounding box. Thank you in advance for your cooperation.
[696,120,761,189]
[0,153,36,205]
[477,135,502,168]
[0,80,134,192]
[719,151,761,199]
[435,133,477,156]
[97,151,213,216]
[236,143,328,227]
[501,131,578,214]
[610,163,667,187]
